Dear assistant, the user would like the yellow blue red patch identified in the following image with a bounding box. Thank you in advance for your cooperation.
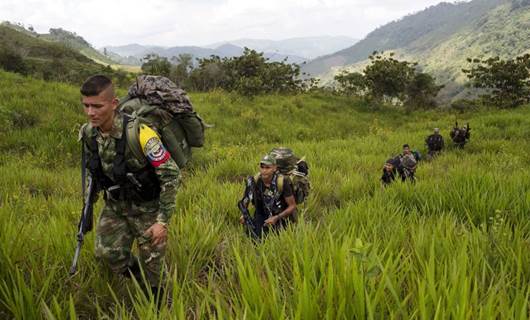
[139,124,170,167]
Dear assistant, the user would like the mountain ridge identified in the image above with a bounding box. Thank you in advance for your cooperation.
[302,0,530,100]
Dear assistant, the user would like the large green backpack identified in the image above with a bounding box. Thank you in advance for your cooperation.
[268,147,310,204]
[119,75,206,168]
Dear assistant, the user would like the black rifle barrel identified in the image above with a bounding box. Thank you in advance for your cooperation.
[238,176,259,239]
[69,176,95,275]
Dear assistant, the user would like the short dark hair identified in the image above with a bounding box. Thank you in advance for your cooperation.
[403,144,410,148]
[80,75,113,97]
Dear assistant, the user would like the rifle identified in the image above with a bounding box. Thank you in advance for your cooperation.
[69,158,97,275]
[237,176,259,239]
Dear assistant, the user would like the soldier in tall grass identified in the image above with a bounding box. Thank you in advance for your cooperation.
[381,157,399,187]
[450,122,471,148]
[79,75,180,305]
[425,128,444,160]
[239,154,297,238]
[398,144,418,183]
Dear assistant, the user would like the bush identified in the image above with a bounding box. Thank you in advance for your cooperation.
[0,48,28,74]
[463,54,530,108]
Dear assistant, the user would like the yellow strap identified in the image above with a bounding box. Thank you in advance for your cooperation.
[254,173,284,193]
[277,174,284,193]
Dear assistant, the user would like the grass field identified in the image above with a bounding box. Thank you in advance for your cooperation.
[0,70,529,319]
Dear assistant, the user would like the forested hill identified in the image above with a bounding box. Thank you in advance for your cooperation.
[0,24,128,84]
[303,0,530,98]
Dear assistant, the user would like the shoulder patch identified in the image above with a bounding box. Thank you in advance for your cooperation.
[139,124,170,167]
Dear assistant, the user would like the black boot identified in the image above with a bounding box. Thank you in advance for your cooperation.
[122,259,142,282]
[151,286,168,310]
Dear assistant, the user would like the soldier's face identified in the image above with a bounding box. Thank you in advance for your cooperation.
[403,147,411,154]
[259,164,277,180]
[82,88,118,131]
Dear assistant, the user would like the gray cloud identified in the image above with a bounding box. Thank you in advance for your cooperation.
[1,0,452,47]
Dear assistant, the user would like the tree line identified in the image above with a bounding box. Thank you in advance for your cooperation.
[140,48,317,96]
[333,51,530,109]
[1,35,529,109]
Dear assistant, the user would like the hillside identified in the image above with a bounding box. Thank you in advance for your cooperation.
[40,28,117,65]
[1,22,118,65]
[1,70,529,318]
[303,0,530,99]
[0,24,122,84]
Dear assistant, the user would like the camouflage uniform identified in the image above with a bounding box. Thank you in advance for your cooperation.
[80,113,180,287]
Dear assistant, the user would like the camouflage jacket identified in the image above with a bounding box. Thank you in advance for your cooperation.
[80,113,180,224]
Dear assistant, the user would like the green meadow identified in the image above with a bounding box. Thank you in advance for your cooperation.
[1,70,529,319]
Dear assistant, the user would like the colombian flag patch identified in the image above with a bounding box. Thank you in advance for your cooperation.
[139,125,170,167]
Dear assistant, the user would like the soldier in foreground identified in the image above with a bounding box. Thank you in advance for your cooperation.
[239,154,297,238]
[425,128,444,160]
[78,75,180,305]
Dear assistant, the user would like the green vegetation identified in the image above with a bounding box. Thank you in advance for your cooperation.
[40,27,117,66]
[0,24,134,87]
[1,70,530,318]
[306,0,530,101]
[142,48,315,96]
[334,52,442,109]
[463,54,530,108]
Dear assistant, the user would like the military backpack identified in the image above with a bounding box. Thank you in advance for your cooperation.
[119,75,206,168]
[268,147,310,204]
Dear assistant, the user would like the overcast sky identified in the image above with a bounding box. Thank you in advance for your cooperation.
[1,0,450,47]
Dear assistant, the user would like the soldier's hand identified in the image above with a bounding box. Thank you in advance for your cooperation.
[145,223,168,246]
[264,216,280,226]
[239,215,245,225]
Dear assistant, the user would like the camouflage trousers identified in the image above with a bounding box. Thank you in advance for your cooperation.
[95,198,167,287]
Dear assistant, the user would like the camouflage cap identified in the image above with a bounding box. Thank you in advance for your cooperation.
[260,154,276,166]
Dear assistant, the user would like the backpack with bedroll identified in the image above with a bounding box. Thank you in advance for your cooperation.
[268,147,310,204]
[119,75,206,168]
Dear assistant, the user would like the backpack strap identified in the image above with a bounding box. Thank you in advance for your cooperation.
[112,115,130,186]
[126,115,148,165]
[254,173,285,194]
[277,174,284,194]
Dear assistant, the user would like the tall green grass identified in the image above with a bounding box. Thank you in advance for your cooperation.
[0,70,529,319]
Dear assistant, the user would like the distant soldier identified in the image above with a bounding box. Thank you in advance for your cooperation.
[450,122,470,148]
[398,144,417,183]
[425,128,444,159]
[239,154,297,238]
[381,157,399,186]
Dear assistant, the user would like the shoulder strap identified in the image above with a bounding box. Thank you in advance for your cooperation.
[126,116,147,164]
[112,115,130,184]
[277,174,284,193]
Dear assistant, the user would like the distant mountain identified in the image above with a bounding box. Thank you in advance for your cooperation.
[207,36,358,60]
[303,0,530,100]
[102,43,307,65]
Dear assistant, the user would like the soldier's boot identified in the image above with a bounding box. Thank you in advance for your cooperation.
[123,258,151,294]
[122,259,142,280]
[151,286,172,310]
